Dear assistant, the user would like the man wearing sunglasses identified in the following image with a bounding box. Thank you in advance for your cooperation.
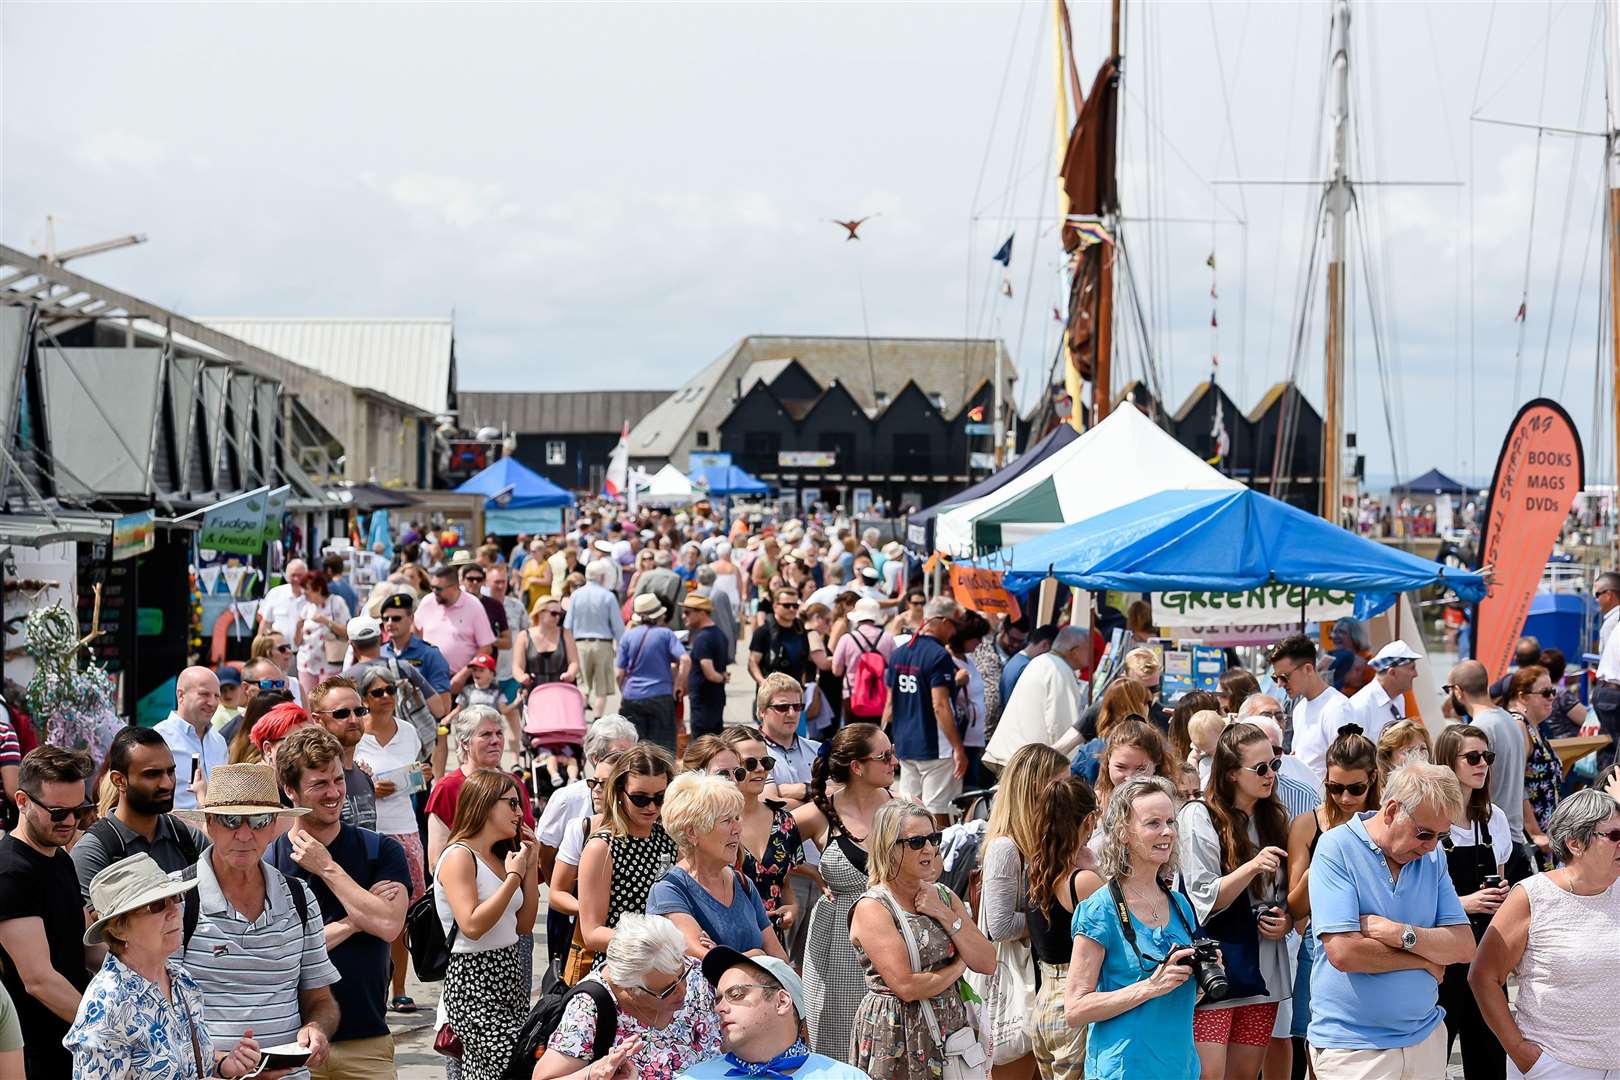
[1306,762,1475,1079]
[415,563,496,699]
[748,588,810,693]
[1344,640,1422,744]
[1268,634,1350,782]
[1447,660,1533,882]
[309,676,379,831]
[0,746,95,1078]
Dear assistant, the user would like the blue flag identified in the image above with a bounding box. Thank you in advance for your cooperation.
[991,233,1014,266]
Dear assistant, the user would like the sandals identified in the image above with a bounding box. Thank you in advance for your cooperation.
[389,995,417,1013]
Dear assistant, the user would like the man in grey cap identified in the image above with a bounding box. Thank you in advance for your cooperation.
[342,614,448,777]
[681,947,872,1078]
[1345,639,1422,742]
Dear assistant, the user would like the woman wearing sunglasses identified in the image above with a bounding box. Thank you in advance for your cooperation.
[850,801,997,1079]
[577,744,678,970]
[436,768,540,1080]
[1432,723,1511,1079]
[650,773,788,960]
[1175,722,1293,1080]
[512,596,579,697]
[1470,788,1620,1080]
[1065,776,1201,1080]
[720,726,806,937]
[1504,665,1561,868]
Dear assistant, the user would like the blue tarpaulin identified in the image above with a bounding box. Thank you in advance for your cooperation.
[454,456,575,508]
[688,464,769,497]
[989,487,1487,620]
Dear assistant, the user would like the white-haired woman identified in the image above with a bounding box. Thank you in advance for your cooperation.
[648,772,788,960]
[849,801,997,1080]
[1065,776,1200,1080]
[66,854,262,1079]
[532,912,722,1079]
[1470,788,1620,1080]
[425,705,534,869]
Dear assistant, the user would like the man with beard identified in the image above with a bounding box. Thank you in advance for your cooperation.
[72,726,207,904]
[308,676,378,831]
[0,746,95,1077]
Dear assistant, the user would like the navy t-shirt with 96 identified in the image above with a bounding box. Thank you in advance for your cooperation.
[687,624,730,712]
[267,824,409,1043]
[885,634,957,760]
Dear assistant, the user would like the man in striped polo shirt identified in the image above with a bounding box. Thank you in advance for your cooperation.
[177,763,339,1077]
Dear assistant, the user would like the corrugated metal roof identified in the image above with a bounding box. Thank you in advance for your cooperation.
[456,389,670,435]
[196,317,454,416]
[627,335,1014,461]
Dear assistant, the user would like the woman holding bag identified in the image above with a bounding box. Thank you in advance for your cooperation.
[975,744,1071,1078]
[850,802,997,1080]
[1023,776,1100,1080]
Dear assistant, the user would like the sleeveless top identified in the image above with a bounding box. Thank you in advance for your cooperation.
[593,824,678,937]
[1514,872,1620,1069]
[525,629,569,684]
[435,842,521,953]
[1027,869,1084,964]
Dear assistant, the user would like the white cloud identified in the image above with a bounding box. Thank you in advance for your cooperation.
[73,130,165,171]
[386,174,520,229]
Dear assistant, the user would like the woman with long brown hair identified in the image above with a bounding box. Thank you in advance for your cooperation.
[576,743,678,969]
[1074,680,1154,783]
[979,744,1071,1078]
[434,768,540,1080]
[1024,777,1100,1080]
[792,722,898,1058]
[1176,722,1293,1080]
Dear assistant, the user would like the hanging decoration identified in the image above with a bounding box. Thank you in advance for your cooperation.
[23,598,120,766]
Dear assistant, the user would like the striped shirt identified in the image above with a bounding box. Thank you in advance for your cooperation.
[178,854,339,1075]
[1275,772,1322,821]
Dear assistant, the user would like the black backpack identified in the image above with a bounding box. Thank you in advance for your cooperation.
[86,815,202,868]
[406,885,457,982]
[502,971,617,1079]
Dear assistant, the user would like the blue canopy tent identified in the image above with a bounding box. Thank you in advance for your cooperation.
[688,464,769,497]
[455,456,576,534]
[1391,468,1471,497]
[904,423,1080,554]
[988,487,1487,620]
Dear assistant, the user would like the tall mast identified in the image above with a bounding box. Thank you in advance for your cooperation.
[1322,0,1351,525]
[1090,0,1122,427]
[1606,0,1620,539]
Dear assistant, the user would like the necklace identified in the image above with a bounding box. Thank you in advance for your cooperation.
[1122,884,1168,926]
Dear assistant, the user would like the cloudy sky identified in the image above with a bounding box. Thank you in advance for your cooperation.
[2,1,1611,487]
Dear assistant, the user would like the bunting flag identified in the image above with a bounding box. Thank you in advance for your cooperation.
[603,422,630,499]
[221,565,249,597]
[1210,284,1218,299]
[1073,220,1112,248]
[1206,252,1217,269]
[232,599,260,630]
[1210,311,1218,328]
[991,233,1014,266]
[1052,305,1064,322]
[1210,393,1231,463]
[196,566,223,595]
[1000,276,1013,298]
[1514,301,1527,322]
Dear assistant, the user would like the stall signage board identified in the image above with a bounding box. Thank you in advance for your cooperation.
[260,485,291,544]
[111,511,155,561]
[963,422,994,435]
[779,450,836,468]
[197,487,269,555]
[1155,586,1355,628]
[949,566,1022,620]
[1160,644,1226,699]
[689,452,732,471]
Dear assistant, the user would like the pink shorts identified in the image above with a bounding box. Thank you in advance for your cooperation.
[390,830,427,904]
[1193,1001,1280,1048]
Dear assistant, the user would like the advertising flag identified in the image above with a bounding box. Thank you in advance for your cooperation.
[1474,399,1583,679]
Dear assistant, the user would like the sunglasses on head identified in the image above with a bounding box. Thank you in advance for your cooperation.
[896,832,943,851]
[212,812,276,831]
[1241,758,1285,778]
[1325,780,1368,796]
[625,791,666,808]
[27,796,94,823]
[1458,749,1496,767]
[319,706,370,721]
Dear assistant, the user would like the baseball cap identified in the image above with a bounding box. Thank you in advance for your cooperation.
[1370,640,1422,669]
[469,654,496,672]
[215,666,242,687]
[701,946,805,1019]
[346,615,382,645]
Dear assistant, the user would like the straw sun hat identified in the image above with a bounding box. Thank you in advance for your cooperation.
[197,763,309,819]
[83,853,198,946]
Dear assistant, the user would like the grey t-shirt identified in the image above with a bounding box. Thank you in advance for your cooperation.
[1469,706,1527,836]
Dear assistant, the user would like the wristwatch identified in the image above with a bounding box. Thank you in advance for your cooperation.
[948,916,963,935]
[1399,924,1418,951]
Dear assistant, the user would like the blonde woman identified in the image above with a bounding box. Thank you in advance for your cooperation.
[849,801,997,1079]
[513,594,579,691]
[576,744,679,963]
[647,772,787,960]
[979,744,1072,1079]
[1375,719,1433,785]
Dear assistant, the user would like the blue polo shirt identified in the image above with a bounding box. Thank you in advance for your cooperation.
[1307,811,1468,1050]
[885,634,957,760]
[382,634,452,694]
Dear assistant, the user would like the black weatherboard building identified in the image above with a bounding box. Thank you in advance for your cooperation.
[456,390,669,494]
[629,335,1016,513]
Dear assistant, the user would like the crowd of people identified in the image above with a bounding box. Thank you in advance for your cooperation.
[3,505,1620,1080]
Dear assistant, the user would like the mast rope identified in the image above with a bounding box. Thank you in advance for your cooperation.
[1511,1,1556,403]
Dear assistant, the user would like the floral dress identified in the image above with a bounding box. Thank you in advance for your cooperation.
[738,799,805,919]
[1522,715,1562,859]
[296,593,351,679]
[65,954,214,1080]
[546,959,720,1080]
[851,890,971,1080]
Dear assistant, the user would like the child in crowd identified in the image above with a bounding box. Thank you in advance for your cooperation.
[1187,709,1227,786]
[454,654,505,718]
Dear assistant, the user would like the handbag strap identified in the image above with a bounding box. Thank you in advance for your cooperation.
[868,886,947,1048]
[175,981,209,1080]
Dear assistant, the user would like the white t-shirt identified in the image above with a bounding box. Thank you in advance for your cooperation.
[260,582,302,642]
[536,779,593,848]
[355,721,424,836]
[556,813,596,868]
[1290,686,1351,780]
[1448,804,1513,869]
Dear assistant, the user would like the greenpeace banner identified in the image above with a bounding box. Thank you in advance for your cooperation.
[1155,585,1356,628]
[1475,399,1584,680]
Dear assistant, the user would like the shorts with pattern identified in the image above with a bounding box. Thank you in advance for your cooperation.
[389,830,426,904]
[1031,961,1085,1080]
[576,640,616,701]
[1193,1000,1280,1048]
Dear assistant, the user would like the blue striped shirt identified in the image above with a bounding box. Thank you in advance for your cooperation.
[1276,772,1322,821]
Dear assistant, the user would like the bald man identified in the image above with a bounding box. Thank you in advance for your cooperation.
[155,666,229,809]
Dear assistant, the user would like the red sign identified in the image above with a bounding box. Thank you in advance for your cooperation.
[1476,399,1584,680]
[949,566,1021,621]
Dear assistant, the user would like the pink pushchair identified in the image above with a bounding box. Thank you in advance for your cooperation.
[522,681,587,801]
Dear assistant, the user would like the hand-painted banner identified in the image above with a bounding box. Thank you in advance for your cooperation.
[1475,399,1584,680]
[197,486,269,556]
[949,566,1022,621]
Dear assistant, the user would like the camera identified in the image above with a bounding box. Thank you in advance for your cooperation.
[1173,938,1230,1002]
[1251,896,1284,922]
[1482,874,1504,890]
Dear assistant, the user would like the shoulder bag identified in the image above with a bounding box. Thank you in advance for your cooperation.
[964,870,1035,1064]
[870,886,988,1080]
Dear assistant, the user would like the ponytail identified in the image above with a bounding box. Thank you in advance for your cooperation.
[813,723,883,839]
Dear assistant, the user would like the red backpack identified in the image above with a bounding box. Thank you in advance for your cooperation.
[848,629,888,719]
